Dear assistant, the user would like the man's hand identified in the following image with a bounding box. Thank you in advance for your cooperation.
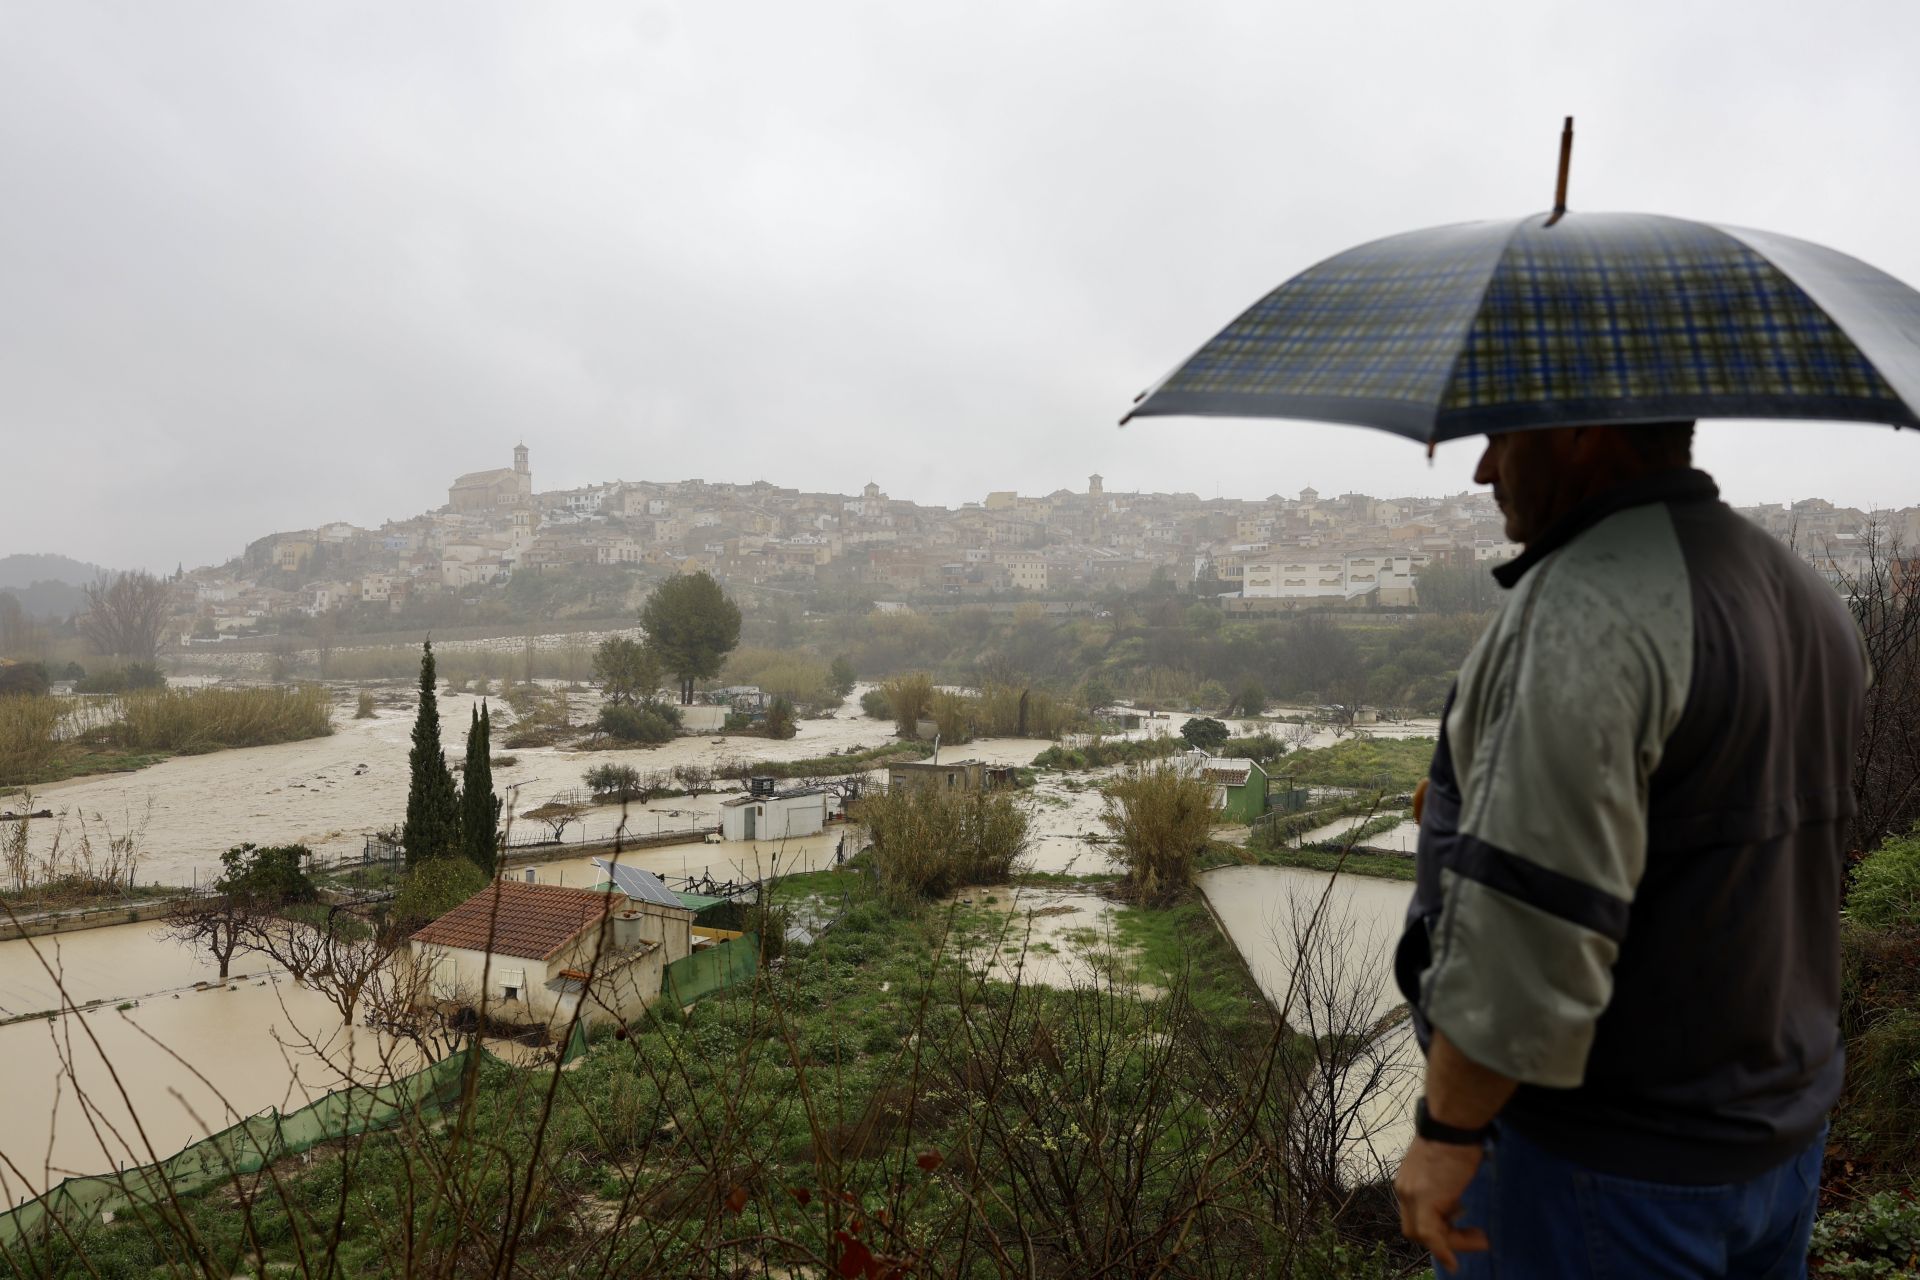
[1394,1136,1490,1273]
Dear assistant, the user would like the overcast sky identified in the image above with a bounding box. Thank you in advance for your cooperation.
[3,1,1918,571]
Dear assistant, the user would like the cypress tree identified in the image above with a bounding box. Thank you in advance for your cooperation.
[461,702,502,876]
[401,639,460,866]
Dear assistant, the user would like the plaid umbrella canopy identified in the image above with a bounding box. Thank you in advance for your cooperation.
[1122,211,1920,445]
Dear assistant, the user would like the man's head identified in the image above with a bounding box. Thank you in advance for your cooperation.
[1474,421,1695,544]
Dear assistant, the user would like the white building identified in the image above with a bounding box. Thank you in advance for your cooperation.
[406,880,693,1030]
[720,786,828,841]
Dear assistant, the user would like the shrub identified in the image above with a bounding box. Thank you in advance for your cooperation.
[109,686,332,753]
[1180,716,1230,753]
[599,703,679,744]
[929,690,971,743]
[390,857,489,934]
[1031,737,1177,770]
[0,661,50,699]
[854,785,1029,905]
[1809,1185,1920,1278]
[585,763,668,802]
[829,656,856,696]
[860,688,892,720]
[217,842,318,906]
[766,697,797,740]
[1850,826,1920,931]
[0,695,61,783]
[882,673,933,739]
[75,662,167,694]
[354,691,376,719]
[1103,763,1217,904]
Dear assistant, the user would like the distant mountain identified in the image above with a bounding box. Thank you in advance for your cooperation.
[0,554,114,620]
[0,553,110,591]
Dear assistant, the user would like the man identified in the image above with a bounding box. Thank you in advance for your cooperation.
[1393,422,1866,1277]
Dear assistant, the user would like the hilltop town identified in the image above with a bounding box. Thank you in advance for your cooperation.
[160,444,1917,641]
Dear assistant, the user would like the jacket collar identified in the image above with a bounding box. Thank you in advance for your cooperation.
[1493,468,1720,589]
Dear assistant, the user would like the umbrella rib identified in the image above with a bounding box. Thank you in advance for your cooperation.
[1426,214,1540,451]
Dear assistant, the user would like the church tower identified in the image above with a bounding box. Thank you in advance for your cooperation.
[513,443,531,502]
[1088,473,1104,497]
[514,443,529,475]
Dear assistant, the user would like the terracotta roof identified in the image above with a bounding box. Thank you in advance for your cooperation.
[409,880,614,961]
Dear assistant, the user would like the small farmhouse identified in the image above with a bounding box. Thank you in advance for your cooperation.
[407,879,693,1029]
[1174,750,1270,823]
[719,783,827,841]
[885,759,1017,793]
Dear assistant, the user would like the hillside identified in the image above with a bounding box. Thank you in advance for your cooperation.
[0,553,110,590]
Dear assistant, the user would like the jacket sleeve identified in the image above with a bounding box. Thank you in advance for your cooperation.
[1417,559,1690,1087]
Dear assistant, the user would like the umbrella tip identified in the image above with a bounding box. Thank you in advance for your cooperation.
[1546,116,1574,227]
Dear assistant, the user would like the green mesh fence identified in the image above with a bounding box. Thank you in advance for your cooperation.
[0,1026,590,1253]
[663,933,759,1006]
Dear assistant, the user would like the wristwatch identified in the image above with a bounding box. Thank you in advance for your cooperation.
[1414,1096,1493,1146]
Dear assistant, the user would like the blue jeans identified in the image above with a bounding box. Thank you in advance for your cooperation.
[1448,1122,1827,1278]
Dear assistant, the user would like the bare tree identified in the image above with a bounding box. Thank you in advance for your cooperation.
[157,892,254,979]
[301,905,395,1024]
[1830,523,1920,854]
[243,910,330,983]
[78,570,174,662]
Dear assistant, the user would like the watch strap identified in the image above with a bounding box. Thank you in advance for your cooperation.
[1414,1096,1492,1146]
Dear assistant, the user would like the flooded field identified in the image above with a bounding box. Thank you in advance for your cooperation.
[0,959,416,1200]
[1197,864,1419,1177]
[0,687,1440,1191]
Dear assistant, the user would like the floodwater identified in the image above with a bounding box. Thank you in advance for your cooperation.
[1197,864,1419,1179]
[947,884,1130,991]
[0,948,417,1201]
[0,688,1437,1190]
[19,685,942,884]
[1298,814,1423,853]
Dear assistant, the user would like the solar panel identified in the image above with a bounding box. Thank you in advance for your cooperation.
[590,858,685,910]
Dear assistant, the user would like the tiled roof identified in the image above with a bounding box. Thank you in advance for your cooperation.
[409,880,614,961]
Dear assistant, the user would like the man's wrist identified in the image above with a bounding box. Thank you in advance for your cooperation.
[1414,1096,1494,1146]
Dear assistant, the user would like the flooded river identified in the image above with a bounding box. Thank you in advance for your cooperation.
[0,690,1435,1192]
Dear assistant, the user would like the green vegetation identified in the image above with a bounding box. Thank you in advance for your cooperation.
[401,641,460,867]
[640,570,742,704]
[1101,763,1217,904]
[1246,844,1418,882]
[722,646,839,712]
[459,703,501,875]
[0,686,333,788]
[1031,736,1179,770]
[354,689,376,718]
[596,702,680,744]
[591,635,663,705]
[853,785,1031,905]
[1275,736,1434,792]
[389,857,489,934]
[10,864,1417,1278]
[1180,715,1230,752]
[1848,825,1920,931]
[881,671,933,738]
[73,661,167,694]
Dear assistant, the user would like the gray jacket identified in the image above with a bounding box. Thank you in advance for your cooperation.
[1397,468,1866,1183]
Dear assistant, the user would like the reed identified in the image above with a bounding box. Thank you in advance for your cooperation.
[0,695,61,784]
[105,686,334,754]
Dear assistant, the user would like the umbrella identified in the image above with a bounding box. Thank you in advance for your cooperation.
[1122,121,1920,446]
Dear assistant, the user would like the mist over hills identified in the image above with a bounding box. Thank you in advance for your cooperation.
[0,553,114,619]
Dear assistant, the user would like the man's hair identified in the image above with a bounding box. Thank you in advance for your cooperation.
[1620,420,1695,469]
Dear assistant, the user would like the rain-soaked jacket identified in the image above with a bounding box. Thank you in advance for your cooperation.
[1396,468,1867,1184]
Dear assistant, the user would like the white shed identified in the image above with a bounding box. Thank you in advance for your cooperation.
[720,787,827,842]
